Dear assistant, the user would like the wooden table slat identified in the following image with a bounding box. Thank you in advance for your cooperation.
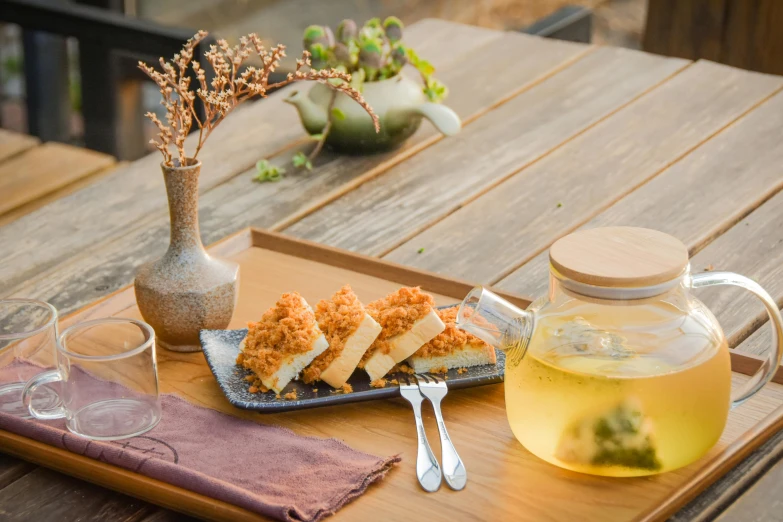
[284,47,688,256]
[0,130,40,163]
[496,86,783,300]
[0,142,116,217]
[380,61,783,284]
[5,31,586,317]
[0,455,33,491]
[0,162,126,228]
[686,189,783,351]
[0,468,153,522]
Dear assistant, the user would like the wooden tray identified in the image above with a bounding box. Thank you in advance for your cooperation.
[2,227,783,522]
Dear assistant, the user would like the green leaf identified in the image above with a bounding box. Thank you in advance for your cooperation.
[292,152,313,170]
[349,67,365,91]
[415,59,435,77]
[365,17,382,29]
[254,159,284,182]
[331,107,346,120]
[304,25,326,46]
[417,247,425,254]
[423,77,448,103]
[383,16,404,42]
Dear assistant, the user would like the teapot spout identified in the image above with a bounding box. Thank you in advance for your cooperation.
[284,89,328,135]
[457,286,532,365]
[412,102,461,136]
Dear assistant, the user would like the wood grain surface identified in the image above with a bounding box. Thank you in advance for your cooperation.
[382,60,783,284]
[284,47,687,256]
[0,130,39,163]
[0,455,32,491]
[645,0,783,76]
[3,233,783,522]
[643,0,727,62]
[0,142,115,216]
[712,440,783,522]
[0,468,153,522]
[497,86,783,300]
[4,31,584,318]
[0,162,125,228]
[548,226,689,287]
[687,190,783,350]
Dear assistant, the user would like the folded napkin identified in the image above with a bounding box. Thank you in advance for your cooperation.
[0,362,400,522]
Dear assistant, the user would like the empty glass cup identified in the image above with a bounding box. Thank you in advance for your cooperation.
[23,317,162,440]
[0,299,60,417]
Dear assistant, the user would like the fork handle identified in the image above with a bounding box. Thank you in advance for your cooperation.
[430,398,467,490]
[410,400,442,492]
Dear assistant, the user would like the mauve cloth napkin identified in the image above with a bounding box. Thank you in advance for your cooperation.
[0,362,400,522]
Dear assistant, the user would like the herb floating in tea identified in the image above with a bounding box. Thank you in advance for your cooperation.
[138,30,378,167]
[555,399,662,471]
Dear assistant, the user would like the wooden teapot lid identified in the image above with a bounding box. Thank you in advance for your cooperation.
[549,227,689,288]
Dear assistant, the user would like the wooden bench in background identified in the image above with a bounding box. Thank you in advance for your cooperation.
[0,129,117,226]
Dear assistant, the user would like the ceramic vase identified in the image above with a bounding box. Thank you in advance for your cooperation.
[134,159,238,352]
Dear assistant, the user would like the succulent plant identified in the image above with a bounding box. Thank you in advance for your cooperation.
[336,19,357,43]
[302,16,448,102]
[383,16,403,42]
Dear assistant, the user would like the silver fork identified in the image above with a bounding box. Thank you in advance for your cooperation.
[415,374,467,490]
[399,375,442,492]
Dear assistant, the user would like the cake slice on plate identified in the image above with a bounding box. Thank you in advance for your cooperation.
[236,292,328,393]
[407,306,496,373]
[302,285,381,388]
[361,287,446,381]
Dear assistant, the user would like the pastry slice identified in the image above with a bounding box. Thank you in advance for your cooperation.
[407,306,496,373]
[361,287,445,381]
[236,292,328,393]
[302,285,382,388]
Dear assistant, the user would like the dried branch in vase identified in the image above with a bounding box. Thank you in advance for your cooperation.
[139,30,379,167]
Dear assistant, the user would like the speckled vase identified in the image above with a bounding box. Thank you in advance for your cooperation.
[134,159,238,352]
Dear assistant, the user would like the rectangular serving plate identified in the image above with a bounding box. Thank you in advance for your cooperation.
[200,306,506,413]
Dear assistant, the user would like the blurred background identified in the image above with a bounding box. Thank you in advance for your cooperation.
[1,0,778,161]
[0,0,644,160]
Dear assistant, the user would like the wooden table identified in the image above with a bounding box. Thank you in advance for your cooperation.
[2,19,783,521]
[0,129,116,227]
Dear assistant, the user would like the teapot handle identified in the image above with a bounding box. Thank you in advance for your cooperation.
[689,271,783,408]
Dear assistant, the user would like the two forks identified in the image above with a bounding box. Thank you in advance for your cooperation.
[399,374,467,492]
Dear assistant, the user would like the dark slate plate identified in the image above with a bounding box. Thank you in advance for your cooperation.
[199,308,505,413]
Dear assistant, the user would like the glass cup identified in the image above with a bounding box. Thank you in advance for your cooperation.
[23,318,162,440]
[0,299,60,417]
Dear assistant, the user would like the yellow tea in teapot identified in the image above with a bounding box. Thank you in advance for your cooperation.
[504,298,731,477]
[459,228,783,477]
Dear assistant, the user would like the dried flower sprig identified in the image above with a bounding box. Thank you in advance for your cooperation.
[139,30,378,167]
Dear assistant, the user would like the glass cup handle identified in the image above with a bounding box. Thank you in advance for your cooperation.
[690,271,783,408]
[22,370,66,420]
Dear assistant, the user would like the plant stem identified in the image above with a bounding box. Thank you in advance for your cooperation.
[308,91,337,162]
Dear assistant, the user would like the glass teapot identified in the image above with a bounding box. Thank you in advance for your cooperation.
[457,227,783,477]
